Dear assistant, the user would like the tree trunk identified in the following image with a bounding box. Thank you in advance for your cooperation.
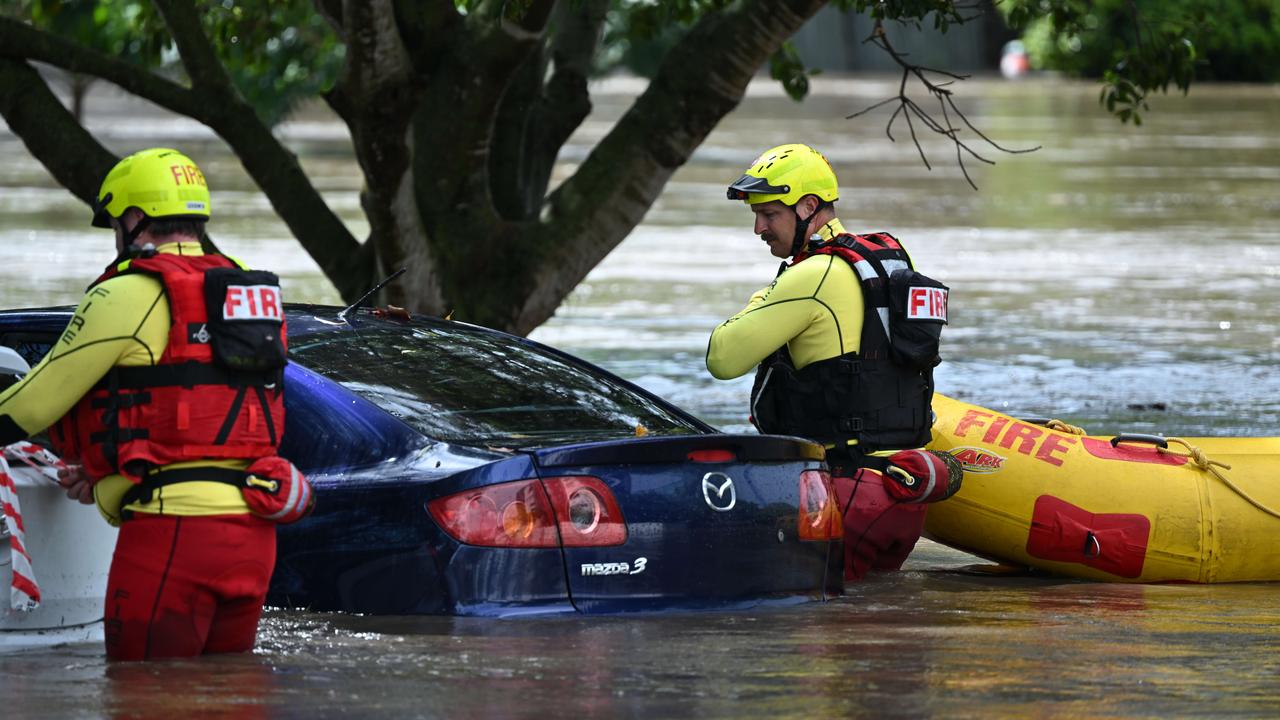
[0,0,830,335]
[402,0,829,334]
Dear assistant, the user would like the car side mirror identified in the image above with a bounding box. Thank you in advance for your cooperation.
[0,346,31,376]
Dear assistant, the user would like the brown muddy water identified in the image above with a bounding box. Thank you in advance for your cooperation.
[2,75,1279,718]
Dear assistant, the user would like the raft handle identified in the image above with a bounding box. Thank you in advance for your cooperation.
[1109,433,1168,449]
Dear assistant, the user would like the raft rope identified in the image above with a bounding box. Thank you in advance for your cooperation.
[1158,438,1280,521]
[1045,419,1087,435]
[1041,419,1280,520]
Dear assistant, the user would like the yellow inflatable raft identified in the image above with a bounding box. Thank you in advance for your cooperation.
[924,394,1280,583]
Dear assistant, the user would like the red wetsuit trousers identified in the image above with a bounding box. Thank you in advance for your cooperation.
[103,513,276,661]
[833,467,928,582]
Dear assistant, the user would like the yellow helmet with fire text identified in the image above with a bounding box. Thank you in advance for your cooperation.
[91,148,211,228]
[726,143,839,207]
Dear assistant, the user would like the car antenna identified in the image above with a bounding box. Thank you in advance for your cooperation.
[337,268,407,325]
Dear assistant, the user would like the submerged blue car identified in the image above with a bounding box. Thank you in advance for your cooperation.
[0,305,843,616]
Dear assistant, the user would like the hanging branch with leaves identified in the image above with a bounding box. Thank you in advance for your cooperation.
[847,19,1040,190]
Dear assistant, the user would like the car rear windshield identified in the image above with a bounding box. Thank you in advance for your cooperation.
[288,321,707,448]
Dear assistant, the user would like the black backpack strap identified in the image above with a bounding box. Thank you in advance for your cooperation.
[102,362,275,390]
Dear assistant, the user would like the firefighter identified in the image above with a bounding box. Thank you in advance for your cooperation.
[708,143,960,581]
[0,148,298,659]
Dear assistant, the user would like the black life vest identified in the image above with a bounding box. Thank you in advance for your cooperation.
[749,232,948,458]
[50,251,288,481]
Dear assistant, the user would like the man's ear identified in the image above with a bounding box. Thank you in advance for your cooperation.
[116,207,141,232]
[796,195,819,218]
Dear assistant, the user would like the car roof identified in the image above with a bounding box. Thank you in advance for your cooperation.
[0,303,493,339]
[281,305,716,435]
[283,304,492,339]
[0,304,716,435]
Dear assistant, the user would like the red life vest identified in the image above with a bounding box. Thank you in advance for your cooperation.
[50,252,287,481]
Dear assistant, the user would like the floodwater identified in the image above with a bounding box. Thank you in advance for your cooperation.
[2,76,1280,717]
[8,560,1280,718]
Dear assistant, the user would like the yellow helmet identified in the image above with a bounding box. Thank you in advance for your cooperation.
[91,148,211,228]
[726,143,839,206]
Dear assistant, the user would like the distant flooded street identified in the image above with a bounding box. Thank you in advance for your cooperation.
[2,75,1279,717]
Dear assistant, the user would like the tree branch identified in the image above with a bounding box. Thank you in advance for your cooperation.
[847,19,1039,190]
[462,0,558,84]
[327,0,417,225]
[0,58,115,206]
[473,0,555,29]
[151,0,235,93]
[411,3,556,227]
[313,0,346,39]
[514,0,827,333]
[389,0,460,74]
[489,42,551,220]
[151,0,370,296]
[1128,0,1145,51]
[540,0,607,152]
[490,0,608,220]
[0,16,204,118]
[511,0,557,34]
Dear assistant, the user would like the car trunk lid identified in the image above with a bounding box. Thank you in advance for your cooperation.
[528,434,841,613]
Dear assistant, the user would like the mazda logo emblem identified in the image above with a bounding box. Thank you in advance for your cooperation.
[701,472,736,512]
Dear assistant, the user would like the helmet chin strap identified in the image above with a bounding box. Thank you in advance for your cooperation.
[111,214,155,265]
[789,204,817,258]
[122,215,152,251]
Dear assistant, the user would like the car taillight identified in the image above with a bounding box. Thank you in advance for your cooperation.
[541,476,627,547]
[798,469,843,542]
[427,479,560,548]
[427,476,627,548]
[687,449,736,463]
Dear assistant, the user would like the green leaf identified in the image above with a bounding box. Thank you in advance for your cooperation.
[768,41,814,103]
